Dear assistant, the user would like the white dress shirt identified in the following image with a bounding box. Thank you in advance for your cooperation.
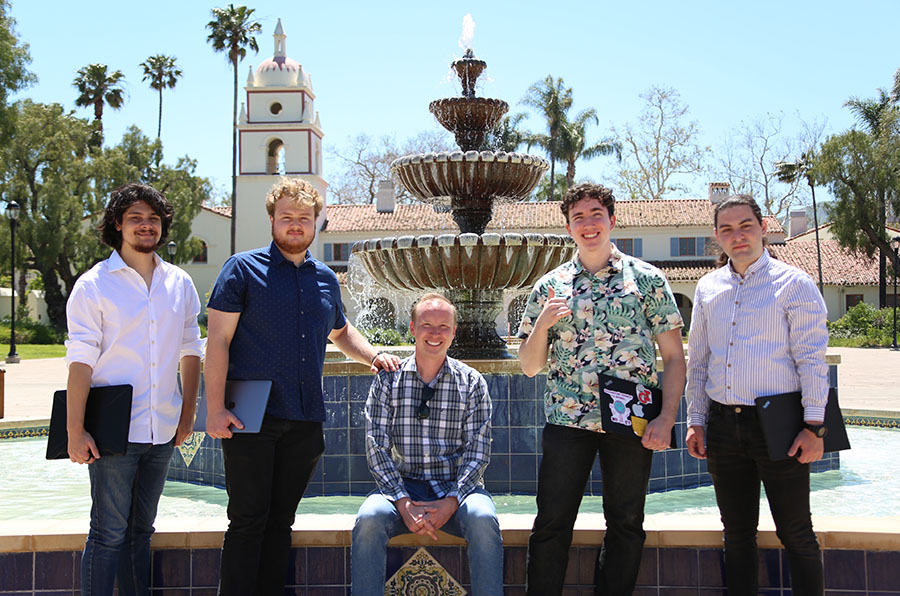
[686,250,829,427]
[65,250,205,444]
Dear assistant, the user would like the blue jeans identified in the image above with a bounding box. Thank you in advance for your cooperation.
[219,416,324,596]
[706,401,823,596]
[81,440,174,596]
[351,479,503,596]
[527,423,653,596]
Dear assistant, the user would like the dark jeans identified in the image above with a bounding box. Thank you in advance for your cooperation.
[706,401,824,596]
[526,423,653,596]
[218,415,324,596]
[82,440,174,596]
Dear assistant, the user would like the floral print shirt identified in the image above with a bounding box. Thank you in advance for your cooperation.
[518,247,684,433]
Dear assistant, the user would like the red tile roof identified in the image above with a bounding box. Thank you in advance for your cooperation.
[652,260,717,282]
[770,240,879,286]
[201,204,232,217]
[323,200,785,233]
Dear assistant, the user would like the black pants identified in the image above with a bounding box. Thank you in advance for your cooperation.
[218,415,324,596]
[526,423,654,596]
[706,401,823,596]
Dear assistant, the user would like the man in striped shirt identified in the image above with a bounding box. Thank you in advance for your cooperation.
[351,293,503,596]
[686,194,827,596]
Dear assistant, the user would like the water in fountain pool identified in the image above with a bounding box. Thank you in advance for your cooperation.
[1,427,897,520]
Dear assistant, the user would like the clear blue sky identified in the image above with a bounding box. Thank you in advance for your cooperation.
[9,0,899,203]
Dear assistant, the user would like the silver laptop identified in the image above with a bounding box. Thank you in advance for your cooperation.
[193,380,273,434]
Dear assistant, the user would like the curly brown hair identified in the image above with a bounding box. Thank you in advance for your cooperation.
[560,183,616,222]
[98,183,173,250]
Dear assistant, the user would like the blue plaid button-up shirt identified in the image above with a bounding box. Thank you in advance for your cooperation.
[365,355,492,502]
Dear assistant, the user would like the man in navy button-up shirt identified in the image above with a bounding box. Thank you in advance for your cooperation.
[205,178,400,596]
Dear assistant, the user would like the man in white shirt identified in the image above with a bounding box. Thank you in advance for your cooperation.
[65,183,204,596]
[685,194,827,595]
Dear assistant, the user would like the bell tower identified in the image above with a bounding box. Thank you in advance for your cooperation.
[235,18,327,253]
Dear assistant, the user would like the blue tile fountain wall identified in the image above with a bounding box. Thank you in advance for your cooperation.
[167,364,841,495]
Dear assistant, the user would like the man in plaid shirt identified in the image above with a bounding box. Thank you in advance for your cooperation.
[350,293,503,596]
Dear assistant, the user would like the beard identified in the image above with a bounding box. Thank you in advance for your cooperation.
[125,235,159,254]
[271,224,313,256]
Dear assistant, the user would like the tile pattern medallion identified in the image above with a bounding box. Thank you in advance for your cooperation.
[385,547,466,596]
[176,431,204,466]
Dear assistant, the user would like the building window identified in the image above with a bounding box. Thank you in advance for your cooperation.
[192,241,208,264]
[671,237,706,257]
[613,238,642,257]
[269,101,282,115]
[324,243,351,262]
[267,138,285,175]
[845,294,863,311]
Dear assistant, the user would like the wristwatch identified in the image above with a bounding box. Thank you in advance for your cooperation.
[803,422,828,438]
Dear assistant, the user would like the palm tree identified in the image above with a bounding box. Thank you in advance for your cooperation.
[775,153,823,295]
[140,54,182,139]
[72,63,126,138]
[556,108,621,190]
[522,76,572,201]
[206,4,261,255]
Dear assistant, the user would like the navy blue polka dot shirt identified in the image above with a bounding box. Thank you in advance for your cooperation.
[208,242,346,421]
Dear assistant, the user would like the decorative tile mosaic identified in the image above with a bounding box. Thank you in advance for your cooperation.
[176,431,205,466]
[843,415,900,429]
[385,547,466,596]
[0,426,48,440]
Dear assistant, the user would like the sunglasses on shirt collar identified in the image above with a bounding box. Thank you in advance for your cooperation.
[417,385,435,420]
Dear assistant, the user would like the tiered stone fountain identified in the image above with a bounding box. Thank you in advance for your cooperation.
[352,49,576,359]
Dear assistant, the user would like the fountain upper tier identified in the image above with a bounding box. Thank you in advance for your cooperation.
[352,233,575,292]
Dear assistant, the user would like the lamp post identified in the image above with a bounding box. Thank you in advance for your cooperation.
[5,203,20,364]
[891,235,899,351]
[166,241,177,263]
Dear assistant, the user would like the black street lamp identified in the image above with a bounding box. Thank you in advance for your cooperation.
[166,241,177,263]
[891,235,899,351]
[5,203,20,364]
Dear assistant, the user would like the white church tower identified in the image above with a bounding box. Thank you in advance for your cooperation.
[235,18,327,253]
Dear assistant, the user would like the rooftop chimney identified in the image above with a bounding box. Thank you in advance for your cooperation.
[708,182,730,203]
[788,209,808,238]
[375,180,396,213]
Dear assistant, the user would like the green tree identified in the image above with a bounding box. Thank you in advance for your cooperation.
[140,54,182,139]
[556,108,620,190]
[613,86,709,200]
[0,101,101,328]
[206,4,261,255]
[72,63,126,141]
[522,75,573,202]
[812,112,900,284]
[842,80,899,307]
[0,101,211,330]
[0,0,35,144]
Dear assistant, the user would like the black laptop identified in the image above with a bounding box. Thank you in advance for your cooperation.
[755,388,851,461]
[599,373,676,448]
[46,384,133,460]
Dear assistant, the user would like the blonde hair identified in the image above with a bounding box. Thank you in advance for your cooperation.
[265,177,323,217]
[411,293,457,325]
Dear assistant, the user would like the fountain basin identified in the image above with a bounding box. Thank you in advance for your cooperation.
[352,233,575,292]
[429,97,509,150]
[391,151,549,204]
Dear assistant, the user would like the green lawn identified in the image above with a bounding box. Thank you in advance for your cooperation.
[1,344,66,360]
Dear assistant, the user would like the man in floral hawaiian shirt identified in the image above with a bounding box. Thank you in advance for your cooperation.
[518,183,687,596]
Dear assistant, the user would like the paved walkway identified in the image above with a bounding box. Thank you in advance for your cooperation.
[0,348,897,422]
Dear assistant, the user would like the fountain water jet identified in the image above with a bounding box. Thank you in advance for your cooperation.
[352,49,575,359]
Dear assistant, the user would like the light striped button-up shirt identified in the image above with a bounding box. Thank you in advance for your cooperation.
[686,250,829,427]
[365,356,491,502]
